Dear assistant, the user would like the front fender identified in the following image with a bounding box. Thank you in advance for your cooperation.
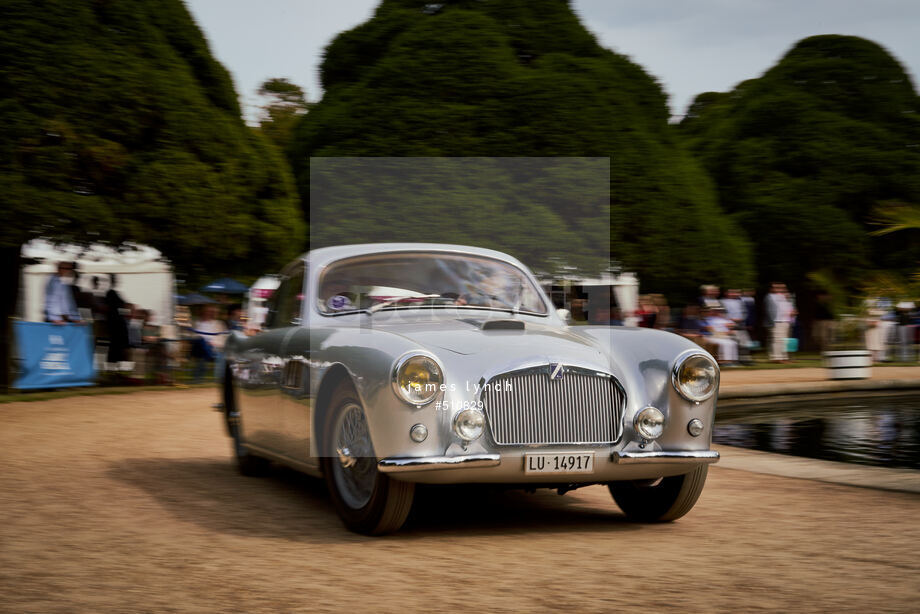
[570,326,719,452]
[309,327,452,461]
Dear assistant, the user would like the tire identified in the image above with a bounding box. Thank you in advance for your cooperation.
[320,380,414,535]
[608,465,708,522]
[224,370,270,477]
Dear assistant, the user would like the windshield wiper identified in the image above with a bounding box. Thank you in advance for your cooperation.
[367,294,442,314]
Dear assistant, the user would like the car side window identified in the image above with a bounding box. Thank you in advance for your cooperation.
[266,264,305,328]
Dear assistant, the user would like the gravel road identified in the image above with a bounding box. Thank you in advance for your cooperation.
[1,389,918,613]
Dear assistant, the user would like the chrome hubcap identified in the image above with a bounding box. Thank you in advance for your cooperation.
[336,446,357,468]
[331,403,376,509]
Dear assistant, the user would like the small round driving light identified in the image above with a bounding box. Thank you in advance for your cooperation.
[409,423,428,443]
[393,354,443,406]
[453,409,484,441]
[688,418,704,437]
[635,407,665,440]
[673,352,719,402]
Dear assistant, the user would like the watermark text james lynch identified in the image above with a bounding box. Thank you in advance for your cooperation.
[422,381,513,393]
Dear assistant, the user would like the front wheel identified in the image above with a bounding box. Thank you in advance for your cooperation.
[608,465,708,522]
[321,381,414,535]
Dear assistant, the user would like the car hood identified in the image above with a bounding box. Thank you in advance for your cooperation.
[370,316,609,365]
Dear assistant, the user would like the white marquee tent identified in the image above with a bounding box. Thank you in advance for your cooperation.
[19,239,175,325]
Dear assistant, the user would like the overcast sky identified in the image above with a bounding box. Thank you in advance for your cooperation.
[185,0,920,123]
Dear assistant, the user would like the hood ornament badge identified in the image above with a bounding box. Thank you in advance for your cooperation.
[549,363,564,380]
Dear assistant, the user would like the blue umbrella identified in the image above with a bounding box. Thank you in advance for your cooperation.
[177,293,217,306]
[200,277,248,294]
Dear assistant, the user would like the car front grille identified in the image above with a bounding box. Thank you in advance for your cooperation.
[479,366,624,445]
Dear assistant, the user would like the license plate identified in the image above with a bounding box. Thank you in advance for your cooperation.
[524,452,594,474]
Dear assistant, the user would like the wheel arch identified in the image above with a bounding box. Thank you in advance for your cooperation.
[313,363,358,460]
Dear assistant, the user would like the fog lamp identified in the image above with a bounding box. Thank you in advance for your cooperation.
[687,418,704,437]
[453,409,484,441]
[635,407,665,440]
[409,423,428,443]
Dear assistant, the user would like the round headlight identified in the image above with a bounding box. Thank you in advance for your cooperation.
[453,409,484,441]
[635,406,665,440]
[672,352,719,402]
[393,354,443,406]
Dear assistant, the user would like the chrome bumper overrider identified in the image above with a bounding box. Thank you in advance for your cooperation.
[378,454,502,473]
[611,450,720,464]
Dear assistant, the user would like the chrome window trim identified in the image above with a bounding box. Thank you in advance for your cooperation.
[312,250,552,319]
[266,258,307,329]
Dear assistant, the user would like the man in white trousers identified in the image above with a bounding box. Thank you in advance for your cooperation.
[765,282,795,362]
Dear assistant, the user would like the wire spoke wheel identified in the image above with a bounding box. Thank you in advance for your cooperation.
[331,403,377,509]
[322,381,415,535]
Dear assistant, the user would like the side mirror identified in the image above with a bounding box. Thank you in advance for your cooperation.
[556,308,571,322]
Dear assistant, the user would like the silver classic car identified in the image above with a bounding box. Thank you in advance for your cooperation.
[221,243,720,534]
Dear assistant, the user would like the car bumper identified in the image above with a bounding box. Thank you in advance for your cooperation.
[377,449,719,481]
[610,450,720,464]
[378,454,502,473]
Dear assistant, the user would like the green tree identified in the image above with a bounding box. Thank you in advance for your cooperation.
[871,201,920,236]
[0,0,305,389]
[290,0,754,297]
[680,35,920,290]
[257,78,310,153]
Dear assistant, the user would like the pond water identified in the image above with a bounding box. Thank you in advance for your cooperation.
[713,394,920,470]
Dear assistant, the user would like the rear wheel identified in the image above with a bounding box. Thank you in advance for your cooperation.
[224,371,270,477]
[608,465,708,522]
[321,380,414,535]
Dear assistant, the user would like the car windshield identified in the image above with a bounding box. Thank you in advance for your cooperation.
[318,252,548,315]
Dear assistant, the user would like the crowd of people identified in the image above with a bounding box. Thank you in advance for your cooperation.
[631,285,765,366]
[865,298,919,363]
[40,260,919,382]
[596,282,918,366]
[42,261,245,384]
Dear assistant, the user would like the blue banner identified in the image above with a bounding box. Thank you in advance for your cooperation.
[14,322,96,390]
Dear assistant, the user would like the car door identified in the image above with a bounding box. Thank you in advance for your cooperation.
[235,261,304,455]
[276,262,312,464]
[278,327,311,464]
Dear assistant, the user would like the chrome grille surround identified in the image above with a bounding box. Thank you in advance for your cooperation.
[478,365,625,446]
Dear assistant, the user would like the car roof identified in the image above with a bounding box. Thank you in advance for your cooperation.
[303,243,528,270]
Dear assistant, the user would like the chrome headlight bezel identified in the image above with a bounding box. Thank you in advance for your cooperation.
[453,408,485,441]
[671,349,719,402]
[391,352,444,407]
[634,406,666,440]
